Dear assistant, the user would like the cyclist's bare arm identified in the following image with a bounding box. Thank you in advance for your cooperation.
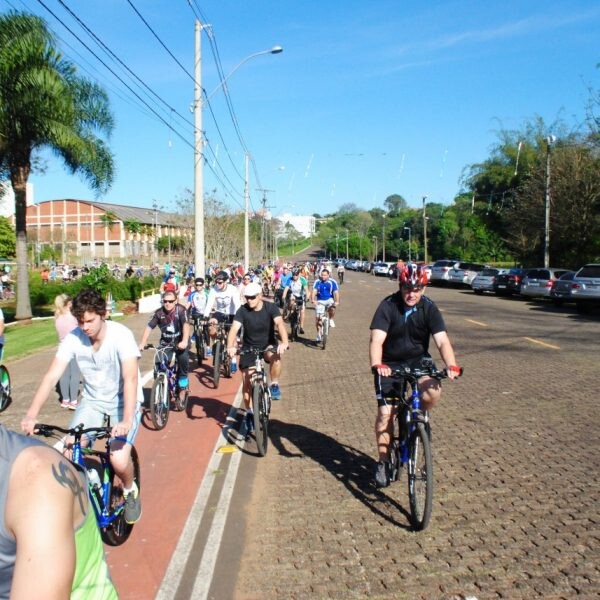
[226,320,242,357]
[7,445,80,599]
[369,329,391,376]
[432,331,459,380]
[118,356,139,437]
[273,315,289,354]
[22,356,69,434]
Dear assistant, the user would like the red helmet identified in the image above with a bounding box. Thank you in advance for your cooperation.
[399,263,428,286]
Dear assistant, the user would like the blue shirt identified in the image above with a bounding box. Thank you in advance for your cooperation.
[280,272,293,288]
[313,278,338,301]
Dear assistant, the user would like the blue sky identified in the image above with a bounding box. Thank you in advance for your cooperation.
[2,0,599,217]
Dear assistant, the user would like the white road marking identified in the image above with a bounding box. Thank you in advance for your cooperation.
[155,386,243,599]
[465,318,488,327]
[523,337,560,350]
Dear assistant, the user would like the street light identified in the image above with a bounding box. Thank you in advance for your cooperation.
[372,236,378,261]
[422,195,429,264]
[544,135,556,268]
[382,214,387,262]
[404,226,412,262]
[194,21,282,279]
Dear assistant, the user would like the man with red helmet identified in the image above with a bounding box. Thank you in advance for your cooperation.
[369,262,461,488]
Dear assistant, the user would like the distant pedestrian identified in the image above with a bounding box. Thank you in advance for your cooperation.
[54,294,80,410]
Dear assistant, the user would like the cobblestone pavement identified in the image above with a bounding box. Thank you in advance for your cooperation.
[232,271,600,599]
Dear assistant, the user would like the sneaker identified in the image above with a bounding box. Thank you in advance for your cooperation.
[68,400,78,410]
[330,320,336,328]
[204,347,212,358]
[270,383,281,401]
[374,461,389,488]
[124,482,142,524]
[299,327,305,334]
[316,334,322,343]
[61,399,71,409]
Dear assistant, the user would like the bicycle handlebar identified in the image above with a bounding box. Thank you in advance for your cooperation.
[35,422,112,440]
[238,346,273,356]
[387,364,464,381]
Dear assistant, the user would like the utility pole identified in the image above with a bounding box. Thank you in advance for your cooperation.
[422,195,428,264]
[544,136,556,268]
[244,153,250,272]
[194,21,206,280]
[256,187,274,262]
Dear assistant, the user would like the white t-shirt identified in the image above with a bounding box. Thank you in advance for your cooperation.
[56,320,143,414]
[203,283,241,317]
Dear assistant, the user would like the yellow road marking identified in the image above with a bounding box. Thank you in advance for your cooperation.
[466,318,488,327]
[217,445,239,453]
[523,337,560,350]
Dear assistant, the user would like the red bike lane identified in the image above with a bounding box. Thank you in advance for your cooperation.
[104,362,242,599]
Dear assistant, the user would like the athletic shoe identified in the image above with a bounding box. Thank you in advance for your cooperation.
[316,334,322,343]
[124,482,142,524]
[270,384,281,401]
[299,327,305,334]
[68,400,78,410]
[61,399,71,409]
[374,461,389,488]
[330,320,336,328]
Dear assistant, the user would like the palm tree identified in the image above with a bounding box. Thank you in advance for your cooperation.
[0,11,114,320]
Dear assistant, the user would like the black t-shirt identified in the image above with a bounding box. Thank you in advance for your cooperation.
[369,292,446,363]
[234,301,280,349]
[147,304,188,345]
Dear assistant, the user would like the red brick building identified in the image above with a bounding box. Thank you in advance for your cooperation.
[25,199,188,263]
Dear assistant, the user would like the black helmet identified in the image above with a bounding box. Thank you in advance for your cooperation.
[194,277,205,285]
[214,271,229,282]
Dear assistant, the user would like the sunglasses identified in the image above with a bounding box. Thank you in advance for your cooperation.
[163,299,176,304]
[195,283,204,287]
[215,280,225,284]
[245,295,258,300]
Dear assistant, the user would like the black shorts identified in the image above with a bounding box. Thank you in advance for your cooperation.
[373,355,436,407]
[212,313,234,325]
[239,345,275,370]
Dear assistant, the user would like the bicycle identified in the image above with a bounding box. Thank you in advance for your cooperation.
[261,280,271,297]
[315,302,330,350]
[144,343,189,430]
[239,347,272,456]
[382,359,463,530]
[212,321,232,388]
[34,419,141,546]
[0,361,10,412]
[192,315,207,367]
[288,297,301,342]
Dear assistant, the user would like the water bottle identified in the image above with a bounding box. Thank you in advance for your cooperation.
[87,468,102,495]
[231,357,238,374]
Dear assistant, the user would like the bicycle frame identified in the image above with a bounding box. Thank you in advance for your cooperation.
[152,345,179,397]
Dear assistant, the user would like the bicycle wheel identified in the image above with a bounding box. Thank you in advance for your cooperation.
[213,341,222,388]
[290,312,298,341]
[173,386,189,412]
[150,373,169,430]
[195,329,204,367]
[407,422,433,531]
[223,349,231,378]
[102,445,141,546]
[0,365,10,412]
[252,383,269,456]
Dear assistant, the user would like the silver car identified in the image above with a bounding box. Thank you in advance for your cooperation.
[520,268,569,299]
[430,259,459,285]
[571,263,600,313]
[471,268,507,294]
[448,262,488,287]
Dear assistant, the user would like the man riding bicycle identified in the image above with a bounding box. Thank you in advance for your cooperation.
[203,271,241,354]
[369,263,460,488]
[226,282,289,430]
[311,268,340,342]
[138,291,191,404]
[283,269,308,334]
[22,289,143,524]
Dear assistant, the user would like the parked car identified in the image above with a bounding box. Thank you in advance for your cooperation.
[430,259,460,285]
[422,264,433,281]
[571,263,600,314]
[471,268,507,294]
[494,268,530,296]
[372,262,394,276]
[549,271,577,305]
[521,268,569,299]
[448,262,488,287]
[345,260,358,270]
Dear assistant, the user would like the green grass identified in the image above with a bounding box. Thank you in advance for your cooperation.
[4,318,58,363]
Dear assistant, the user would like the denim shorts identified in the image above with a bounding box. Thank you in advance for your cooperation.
[69,400,142,445]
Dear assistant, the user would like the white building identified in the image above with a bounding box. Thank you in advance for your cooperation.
[275,213,315,238]
[0,181,34,217]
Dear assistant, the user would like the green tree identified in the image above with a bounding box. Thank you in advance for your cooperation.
[0,216,16,257]
[384,193,407,213]
[0,11,114,320]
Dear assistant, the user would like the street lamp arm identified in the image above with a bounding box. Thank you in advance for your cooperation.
[204,46,283,104]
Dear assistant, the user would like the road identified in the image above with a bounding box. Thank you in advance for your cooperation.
[3,268,599,598]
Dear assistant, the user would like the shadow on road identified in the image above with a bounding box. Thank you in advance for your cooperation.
[268,418,413,530]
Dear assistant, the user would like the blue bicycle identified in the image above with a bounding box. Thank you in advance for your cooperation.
[35,419,141,546]
[384,359,462,530]
[145,343,189,430]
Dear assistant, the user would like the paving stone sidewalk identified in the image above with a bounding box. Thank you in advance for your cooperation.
[233,272,600,599]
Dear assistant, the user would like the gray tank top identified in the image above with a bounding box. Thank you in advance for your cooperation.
[0,426,46,598]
